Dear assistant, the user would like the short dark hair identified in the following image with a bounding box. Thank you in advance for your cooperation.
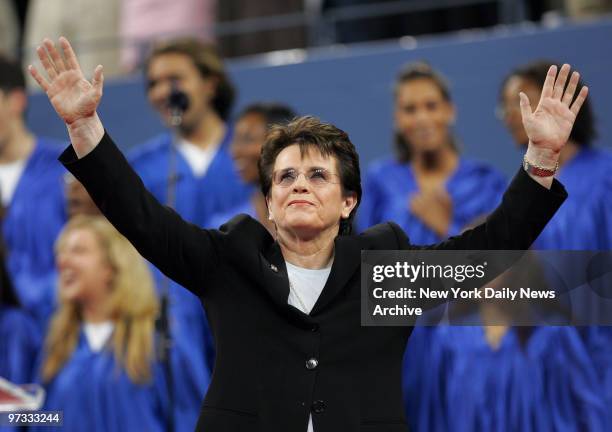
[237,102,297,128]
[0,55,25,93]
[502,60,596,146]
[393,62,455,162]
[259,116,362,235]
[144,38,235,121]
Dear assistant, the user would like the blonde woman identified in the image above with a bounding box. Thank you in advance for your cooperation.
[40,215,168,431]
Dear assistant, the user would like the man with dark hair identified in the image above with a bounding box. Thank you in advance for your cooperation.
[129,37,251,234]
[127,38,252,431]
[0,55,66,329]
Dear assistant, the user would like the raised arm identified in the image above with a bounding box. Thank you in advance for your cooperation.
[519,63,587,189]
[29,37,219,296]
[29,38,105,158]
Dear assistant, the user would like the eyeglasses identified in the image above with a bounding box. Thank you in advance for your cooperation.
[272,167,341,188]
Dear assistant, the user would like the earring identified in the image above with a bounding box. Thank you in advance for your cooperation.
[268,213,273,221]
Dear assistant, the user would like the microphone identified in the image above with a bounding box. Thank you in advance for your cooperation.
[167,81,190,127]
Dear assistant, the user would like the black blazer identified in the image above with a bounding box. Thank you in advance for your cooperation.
[60,133,567,432]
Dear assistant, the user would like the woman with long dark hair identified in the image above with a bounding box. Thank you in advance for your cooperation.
[358,62,506,241]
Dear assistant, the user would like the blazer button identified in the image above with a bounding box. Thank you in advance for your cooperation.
[305,358,318,370]
[310,324,319,332]
[311,400,326,414]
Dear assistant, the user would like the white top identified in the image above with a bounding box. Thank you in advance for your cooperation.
[83,321,114,352]
[286,261,332,432]
[0,159,26,205]
[176,138,219,177]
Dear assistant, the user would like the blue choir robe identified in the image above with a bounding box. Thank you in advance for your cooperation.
[0,306,41,384]
[532,147,612,429]
[128,131,252,230]
[357,156,506,241]
[401,148,612,430]
[41,330,169,432]
[533,147,612,250]
[579,326,612,428]
[404,325,605,432]
[206,198,256,229]
[2,138,66,327]
[127,131,251,407]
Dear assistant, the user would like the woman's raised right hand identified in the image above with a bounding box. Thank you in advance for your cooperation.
[29,37,103,125]
[29,37,105,158]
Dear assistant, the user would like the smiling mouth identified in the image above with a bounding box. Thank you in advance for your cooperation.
[60,274,79,289]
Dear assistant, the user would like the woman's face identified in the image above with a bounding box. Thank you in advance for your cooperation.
[231,113,267,184]
[394,78,455,154]
[500,76,541,147]
[266,144,356,239]
[56,228,113,304]
[65,178,100,218]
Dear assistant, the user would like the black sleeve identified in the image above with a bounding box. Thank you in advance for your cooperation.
[391,166,568,251]
[59,132,219,298]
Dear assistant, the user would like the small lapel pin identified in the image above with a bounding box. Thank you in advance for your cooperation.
[270,264,278,273]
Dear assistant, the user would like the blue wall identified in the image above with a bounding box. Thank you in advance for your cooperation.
[27,19,612,178]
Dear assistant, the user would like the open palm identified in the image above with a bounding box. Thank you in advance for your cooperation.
[29,38,103,125]
[520,64,588,153]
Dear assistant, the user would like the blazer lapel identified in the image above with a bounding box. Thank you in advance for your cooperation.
[310,234,361,315]
[258,234,362,320]
[259,241,290,309]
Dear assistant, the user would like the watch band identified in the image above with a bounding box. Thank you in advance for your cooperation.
[523,155,559,177]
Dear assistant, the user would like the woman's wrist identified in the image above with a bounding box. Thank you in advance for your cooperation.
[66,113,104,159]
[524,143,560,169]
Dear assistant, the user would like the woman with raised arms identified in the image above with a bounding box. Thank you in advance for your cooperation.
[29,37,586,432]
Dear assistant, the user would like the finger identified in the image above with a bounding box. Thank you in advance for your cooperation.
[570,86,589,117]
[519,92,532,123]
[28,65,50,92]
[562,71,580,106]
[59,36,81,71]
[36,45,57,80]
[552,64,571,100]
[44,38,67,73]
[92,65,104,95]
[541,65,557,100]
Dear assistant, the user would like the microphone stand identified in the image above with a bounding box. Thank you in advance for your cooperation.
[158,104,184,432]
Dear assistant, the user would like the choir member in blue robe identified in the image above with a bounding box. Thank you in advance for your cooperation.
[0,240,41,385]
[128,40,252,379]
[499,60,612,429]
[207,102,297,229]
[40,215,205,432]
[0,57,67,329]
[357,62,506,240]
[355,64,506,432]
